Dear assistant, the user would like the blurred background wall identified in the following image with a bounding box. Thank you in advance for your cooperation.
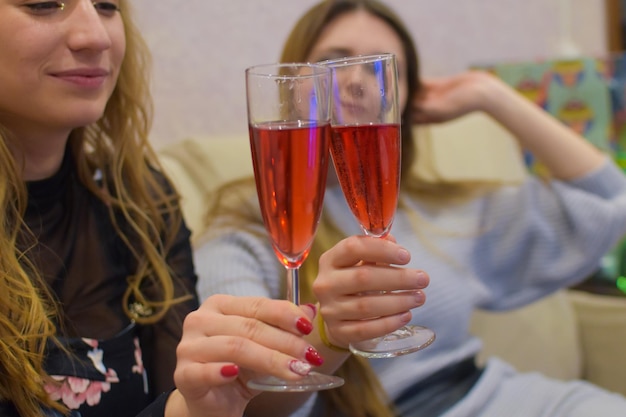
[133,0,608,148]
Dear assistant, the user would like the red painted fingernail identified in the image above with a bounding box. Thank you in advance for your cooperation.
[296,317,313,335]
[220,364,239,378]
[305,346,324,366]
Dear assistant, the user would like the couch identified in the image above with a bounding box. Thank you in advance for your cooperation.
[157,113,626,395]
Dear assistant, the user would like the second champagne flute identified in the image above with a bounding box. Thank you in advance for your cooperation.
[322,53,436,358]
[245,62,345,391]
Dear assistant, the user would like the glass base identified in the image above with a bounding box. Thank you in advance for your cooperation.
[349,325,435,358]
[246,372,344,392]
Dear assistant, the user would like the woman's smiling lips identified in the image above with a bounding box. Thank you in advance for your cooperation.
[50,68,109,89]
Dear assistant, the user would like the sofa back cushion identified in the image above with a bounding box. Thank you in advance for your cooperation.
[158,136,253,243]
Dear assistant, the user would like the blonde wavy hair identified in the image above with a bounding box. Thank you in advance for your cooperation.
[0,3,185,417]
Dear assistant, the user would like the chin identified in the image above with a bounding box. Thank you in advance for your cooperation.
[65,106,108,128]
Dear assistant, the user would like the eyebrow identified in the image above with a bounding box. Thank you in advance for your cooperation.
[311,47,353,60]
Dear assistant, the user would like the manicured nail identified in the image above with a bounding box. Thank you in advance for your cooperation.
[220,364,239,378]
[416,271,429,287]
[397,248,410,263]
[400,311,412,325]
[289,360,312,376]
[296,317,313,335]
[305,346,324,366]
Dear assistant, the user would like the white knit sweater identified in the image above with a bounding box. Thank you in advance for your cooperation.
[195,158,626,416]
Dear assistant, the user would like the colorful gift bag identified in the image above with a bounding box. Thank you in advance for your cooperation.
[606,52,626,170]
[476,58,614,174]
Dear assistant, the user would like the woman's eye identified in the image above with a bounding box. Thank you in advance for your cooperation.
[363,61,383,77]
[24,1,64,13]
[93,1,120,15]
[23,1,120,16]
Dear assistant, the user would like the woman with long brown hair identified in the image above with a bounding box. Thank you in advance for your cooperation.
[0,1,326,416]
[197,1,626,416]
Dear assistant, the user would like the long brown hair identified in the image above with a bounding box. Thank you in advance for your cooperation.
[0,3,185,416]
[205,1,475,415]
[280,1,423,416]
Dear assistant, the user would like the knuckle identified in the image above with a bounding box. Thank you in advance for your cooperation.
[352,267,371,288]
[173,363,189,389]
[247,297,266,319]
[353,297,372,317]
[312,277,330,296]
[318,249,331,267]
[240,316,264,340]
[175,337,193,359]
[342,236,362,253]
[182,309,204,332]
[224,335,246,355]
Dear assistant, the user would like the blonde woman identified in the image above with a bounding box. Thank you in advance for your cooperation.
[196,1,626,416]
[0,1,324,417]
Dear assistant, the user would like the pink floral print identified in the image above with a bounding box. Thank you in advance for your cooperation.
[43,336,144,410]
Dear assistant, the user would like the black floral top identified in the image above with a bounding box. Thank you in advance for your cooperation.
[2,149,199,417]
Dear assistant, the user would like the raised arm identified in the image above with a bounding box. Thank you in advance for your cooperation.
[412,70,606,180]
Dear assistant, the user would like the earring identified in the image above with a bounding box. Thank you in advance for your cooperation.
[60,2,65,10]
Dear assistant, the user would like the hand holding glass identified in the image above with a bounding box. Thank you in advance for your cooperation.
[245,63,344,391]
[322,53,435,358]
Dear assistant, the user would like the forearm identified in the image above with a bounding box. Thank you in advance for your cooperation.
[478,74,606,180]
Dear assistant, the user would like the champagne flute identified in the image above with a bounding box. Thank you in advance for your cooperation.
[245,62,345,391]
[321,53,436,358]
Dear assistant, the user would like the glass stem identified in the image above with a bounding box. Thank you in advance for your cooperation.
[287,267,300,305]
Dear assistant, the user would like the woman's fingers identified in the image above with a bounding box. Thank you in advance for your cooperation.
[176,334,314,388]
[181,307,322,366]
[328,311,414,344]
[196,294,315,336]
[318,235,411,270]
[412,71,492,124]
[174,295,327,408]
[313,235,431,345]
[184,295,321,360]
[315,262,429,295]
[333,290,425,320]
[176,295,324,385]
[315,236,429,297]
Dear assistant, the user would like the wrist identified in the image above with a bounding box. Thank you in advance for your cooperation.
[317,312,351,354]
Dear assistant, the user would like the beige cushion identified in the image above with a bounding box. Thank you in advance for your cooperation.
[568,290,626,395]
[158,136,252,243]
[413,113,526,185]
[470,290,582,380]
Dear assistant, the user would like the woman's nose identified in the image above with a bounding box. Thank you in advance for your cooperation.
[65,1,113,52]
[340,69,366,98]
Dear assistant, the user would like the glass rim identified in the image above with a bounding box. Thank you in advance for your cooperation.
[245,62,331,79]
[317,53,396,68]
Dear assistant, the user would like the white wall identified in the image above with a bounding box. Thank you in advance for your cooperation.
[133,0,608,148]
